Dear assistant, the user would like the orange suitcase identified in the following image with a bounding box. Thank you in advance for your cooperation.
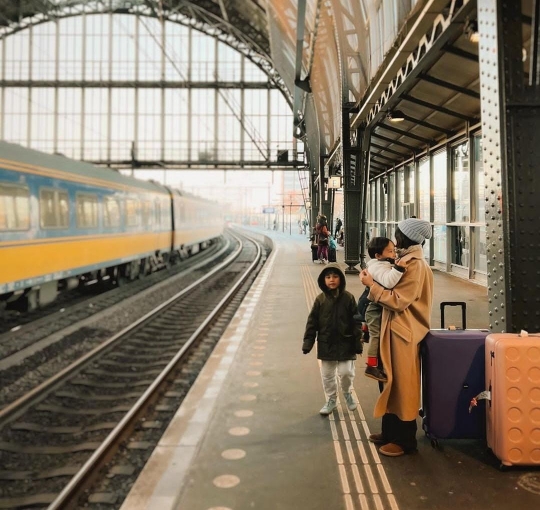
[483,332,540,468]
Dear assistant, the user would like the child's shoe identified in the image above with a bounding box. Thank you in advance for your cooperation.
[364,365,388,382]
[319,398,337,415]
[343,392,357,411]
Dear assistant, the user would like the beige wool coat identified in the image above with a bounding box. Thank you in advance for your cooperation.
[367,245,434,421]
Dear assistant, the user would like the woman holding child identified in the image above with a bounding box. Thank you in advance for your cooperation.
[360,218,433,457]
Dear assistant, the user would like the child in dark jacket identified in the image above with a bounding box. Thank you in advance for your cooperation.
[302,264,363,415]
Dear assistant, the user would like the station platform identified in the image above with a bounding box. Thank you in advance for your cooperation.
[121,230,540,510]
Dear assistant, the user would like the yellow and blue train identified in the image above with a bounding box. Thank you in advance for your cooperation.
[0,141,223,309]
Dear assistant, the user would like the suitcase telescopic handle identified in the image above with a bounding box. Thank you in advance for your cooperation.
[440,301,466,330]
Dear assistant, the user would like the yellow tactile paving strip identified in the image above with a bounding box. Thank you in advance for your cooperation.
[301,265,400,510]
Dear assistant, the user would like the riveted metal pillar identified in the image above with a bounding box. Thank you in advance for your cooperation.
[478,0,540,332]
[319,156,332,220]
[342,108,364,274]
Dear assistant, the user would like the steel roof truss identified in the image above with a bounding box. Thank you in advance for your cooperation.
[419,73,480,98]
[376,122,433,144]
[401,112,455,135]
[370,142,405,157]
[444,45,479,62]
[371,132,417,152]
[401,94,477,122]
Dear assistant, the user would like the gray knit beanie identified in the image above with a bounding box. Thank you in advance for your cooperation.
[397,218,432,244]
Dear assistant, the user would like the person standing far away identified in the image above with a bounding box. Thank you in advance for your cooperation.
[302,264,363,415]
[334,217,343,238]
[316,215,330,263]
[359,218,433,457]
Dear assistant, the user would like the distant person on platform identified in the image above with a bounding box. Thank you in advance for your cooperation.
[302,264,363,415]
[316,215,330,263]
[334,217,343,238]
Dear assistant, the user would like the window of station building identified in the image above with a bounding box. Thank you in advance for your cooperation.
[474,136,487,275]
[433,150,447,263]
[76,193,99,228]
[418,157,430,221]
[103,196,121,228]
[397,169,405,221]
[39,188,69,229]
[388,173,396,221]
[0,184,30,231]
[474,136,485,223]
[125,198,140,227]
[452,141,470,223]
[369,181,377,221]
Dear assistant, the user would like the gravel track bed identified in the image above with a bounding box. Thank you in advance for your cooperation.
[0,241,224,360]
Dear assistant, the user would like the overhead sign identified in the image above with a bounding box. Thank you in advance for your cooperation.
[262,207,275,213]
[328,176,342,189]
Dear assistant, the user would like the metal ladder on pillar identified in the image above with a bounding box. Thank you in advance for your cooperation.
[297,156,311,225]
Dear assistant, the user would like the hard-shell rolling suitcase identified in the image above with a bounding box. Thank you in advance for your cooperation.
[311,245,318,262]
[481,331,540,468]
[328,247,336,262]
[421,302,489,445]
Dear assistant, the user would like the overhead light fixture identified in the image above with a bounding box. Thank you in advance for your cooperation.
[387,110,405,122]
[465,19,479,43]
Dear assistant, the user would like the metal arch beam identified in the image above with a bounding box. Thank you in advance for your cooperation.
[0,2,293,107]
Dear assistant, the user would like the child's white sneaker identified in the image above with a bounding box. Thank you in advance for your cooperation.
[319,398,337,415]
[343,392,357,411]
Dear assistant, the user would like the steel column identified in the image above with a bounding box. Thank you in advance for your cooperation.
[342,108,364,273]
[478,0,540,332]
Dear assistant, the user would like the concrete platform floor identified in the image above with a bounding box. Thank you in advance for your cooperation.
[121,231,540,510]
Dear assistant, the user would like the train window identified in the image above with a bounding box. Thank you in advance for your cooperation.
[0,184,30,231]
[40,188,69,228]
[76,193,99,228]
[125,198,140,227]
[103,196,121,228]
[155,199,161,226]
[141,200,154,227]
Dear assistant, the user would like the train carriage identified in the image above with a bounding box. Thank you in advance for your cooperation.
[0,141,223,310]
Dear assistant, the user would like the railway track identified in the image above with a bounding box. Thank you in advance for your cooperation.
[0,230,268,509]
[0,237,232,411]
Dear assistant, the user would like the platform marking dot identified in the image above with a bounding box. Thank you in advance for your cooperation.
[250,361,263,366]
[235,409,254,417]
[239,394,257,401]
[246,371,261,376]
[222,448,246,460]
[243,381,259,388]
[212,475,240,489]
[229,426,250,436]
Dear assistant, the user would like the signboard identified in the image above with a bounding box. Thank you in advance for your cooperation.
[262,207,275,214]
[328,176,342,189]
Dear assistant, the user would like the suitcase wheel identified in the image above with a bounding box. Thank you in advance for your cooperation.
[498,463,510,472]
[430,438,439,449]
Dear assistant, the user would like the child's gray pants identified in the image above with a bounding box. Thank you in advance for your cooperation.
[320,360,356,400]
[365,302,383,358]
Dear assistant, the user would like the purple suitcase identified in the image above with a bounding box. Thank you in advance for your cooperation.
[421,302,489,445]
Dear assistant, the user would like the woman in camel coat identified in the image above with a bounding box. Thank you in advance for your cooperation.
[360,218,433,457]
